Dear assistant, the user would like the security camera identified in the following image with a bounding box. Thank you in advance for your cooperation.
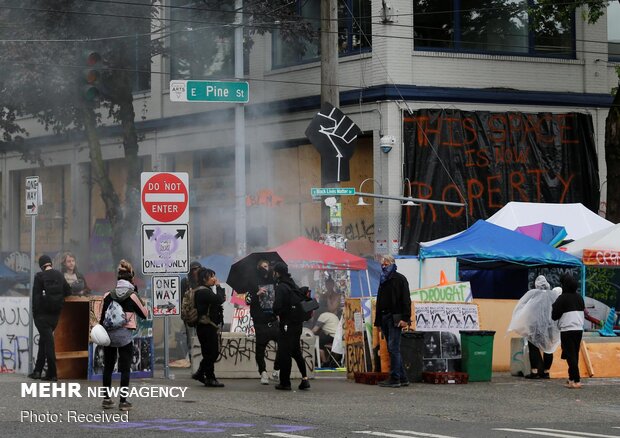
[380,135,396,153]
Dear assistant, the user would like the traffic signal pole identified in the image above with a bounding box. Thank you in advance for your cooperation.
[235,0,247,258]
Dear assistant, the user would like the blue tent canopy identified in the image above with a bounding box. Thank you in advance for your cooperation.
[419,220,583,269]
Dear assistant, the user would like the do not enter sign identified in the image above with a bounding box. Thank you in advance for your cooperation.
[141,172,189,224]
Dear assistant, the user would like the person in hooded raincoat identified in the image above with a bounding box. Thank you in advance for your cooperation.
[508,275,560,379]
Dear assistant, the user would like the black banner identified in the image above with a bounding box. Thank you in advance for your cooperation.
[401,109,600,254]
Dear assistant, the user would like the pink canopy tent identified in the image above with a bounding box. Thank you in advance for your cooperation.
[270,237,372,296]
[271,237,367,271]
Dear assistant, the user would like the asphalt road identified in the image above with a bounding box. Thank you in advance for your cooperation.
[1,371,619,438]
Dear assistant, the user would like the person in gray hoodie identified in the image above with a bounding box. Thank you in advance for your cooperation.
[99,260,148,411]
[551,273,585,389]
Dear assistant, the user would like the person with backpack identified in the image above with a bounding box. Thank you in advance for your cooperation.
[245,259,281,385]
[181,260,201,372]
[99,260,148,411]
[194,268,226,388]
[272,262,310,391]
[28,254,71,381]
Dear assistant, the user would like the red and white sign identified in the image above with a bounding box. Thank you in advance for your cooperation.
[583,248,620,266]
[141,172,189,224]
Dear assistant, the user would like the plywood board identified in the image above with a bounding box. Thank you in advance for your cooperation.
[583,341,620,377]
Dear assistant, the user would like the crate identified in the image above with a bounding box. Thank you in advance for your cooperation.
[422,372,468,384]
[354,372,390,385]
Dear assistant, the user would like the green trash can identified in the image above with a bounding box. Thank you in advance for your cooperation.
[459,330,495,382]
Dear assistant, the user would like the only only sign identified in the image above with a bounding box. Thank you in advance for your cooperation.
[141,172,189,224]
[142,224,189,274]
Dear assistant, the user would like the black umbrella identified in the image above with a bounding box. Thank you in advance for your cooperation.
[226,251,284,293]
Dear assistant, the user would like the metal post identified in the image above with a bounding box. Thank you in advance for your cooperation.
[28,215,36,374]
[163,316,170,379]
[234,0,246,257]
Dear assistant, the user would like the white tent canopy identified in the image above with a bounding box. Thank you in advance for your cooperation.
[421,202,612,249]
[486,202,612,241]
[563,223,620,257]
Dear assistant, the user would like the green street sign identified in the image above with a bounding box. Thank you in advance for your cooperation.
[311,187,356,197]
[169,80,249,103]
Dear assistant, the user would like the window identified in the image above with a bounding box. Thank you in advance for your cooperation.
[272,0,371,68]
[170,0,235,79]
[414,0,574,58]
[338,0,372,55]
[609,2,620,60]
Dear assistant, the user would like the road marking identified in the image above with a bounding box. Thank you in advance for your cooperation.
[265,433,312,438]
[531,429,620,438]
[494,428,620,438]
[393,430,461,438]
[353,431,460,438]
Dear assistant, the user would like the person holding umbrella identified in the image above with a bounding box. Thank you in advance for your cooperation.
[245,259,281,385]
[272,261,310,391]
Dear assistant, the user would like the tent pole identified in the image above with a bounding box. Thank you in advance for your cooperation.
[581,264,586,298]
[365,269,372,297]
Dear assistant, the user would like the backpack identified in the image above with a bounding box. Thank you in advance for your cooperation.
[103,299,127,330]
[290,287,318,323]
[41,274,65,313]
[181,288,199,327]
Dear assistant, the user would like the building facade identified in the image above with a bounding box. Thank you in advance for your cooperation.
[1,0,618,270]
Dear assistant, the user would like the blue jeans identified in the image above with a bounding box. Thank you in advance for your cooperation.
[381,314,406,381]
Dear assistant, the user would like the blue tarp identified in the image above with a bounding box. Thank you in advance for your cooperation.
[197,254,233,280]
[419,220,583,269]
[350,258,381,297]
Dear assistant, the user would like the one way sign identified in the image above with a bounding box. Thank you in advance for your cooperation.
[142,224,189,274]
[25,176,41,216]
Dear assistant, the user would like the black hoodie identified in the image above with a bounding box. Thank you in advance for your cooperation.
[273,274,301,325]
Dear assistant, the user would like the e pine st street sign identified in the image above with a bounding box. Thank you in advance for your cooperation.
[169,80,249,103]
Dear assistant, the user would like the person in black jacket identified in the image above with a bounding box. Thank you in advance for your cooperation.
[374,255,412,388]
[245,259,280,385]
[551,273,585,389]
[99,260,148,411]
[272,262,310,391]
[194,268,226,388]
[29,254,71,381]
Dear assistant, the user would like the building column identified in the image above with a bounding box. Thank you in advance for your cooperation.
[374,101,404,256]
[1,163,20,252]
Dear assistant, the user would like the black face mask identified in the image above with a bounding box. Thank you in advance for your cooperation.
[258,267,269,277]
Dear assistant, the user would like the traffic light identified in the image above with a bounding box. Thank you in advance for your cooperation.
[82,50,102,101]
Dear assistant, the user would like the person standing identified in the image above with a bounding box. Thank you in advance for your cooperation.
[374,255,412,388]
[29,255,71,381]
[245,259,280,385]
[272,262,310,391]
[194,268,226,388]
[100,260,148,411]
[182,261,201,377]
[552,273,585,389]
[60,251,90,295]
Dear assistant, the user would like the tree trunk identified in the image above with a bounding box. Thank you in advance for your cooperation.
[605,88,620,222]
[117,76,142,269]
[81,104,125,266]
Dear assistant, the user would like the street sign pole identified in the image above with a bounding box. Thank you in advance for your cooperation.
[25,176,40,375]
[235,0,246,258]
[28,214,35,375]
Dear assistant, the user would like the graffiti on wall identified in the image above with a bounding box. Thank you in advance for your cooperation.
[0,297,38,373]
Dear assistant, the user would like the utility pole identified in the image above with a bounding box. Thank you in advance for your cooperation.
[321,0,339,108]
[320,0,340,234]
[234,0,246,257]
